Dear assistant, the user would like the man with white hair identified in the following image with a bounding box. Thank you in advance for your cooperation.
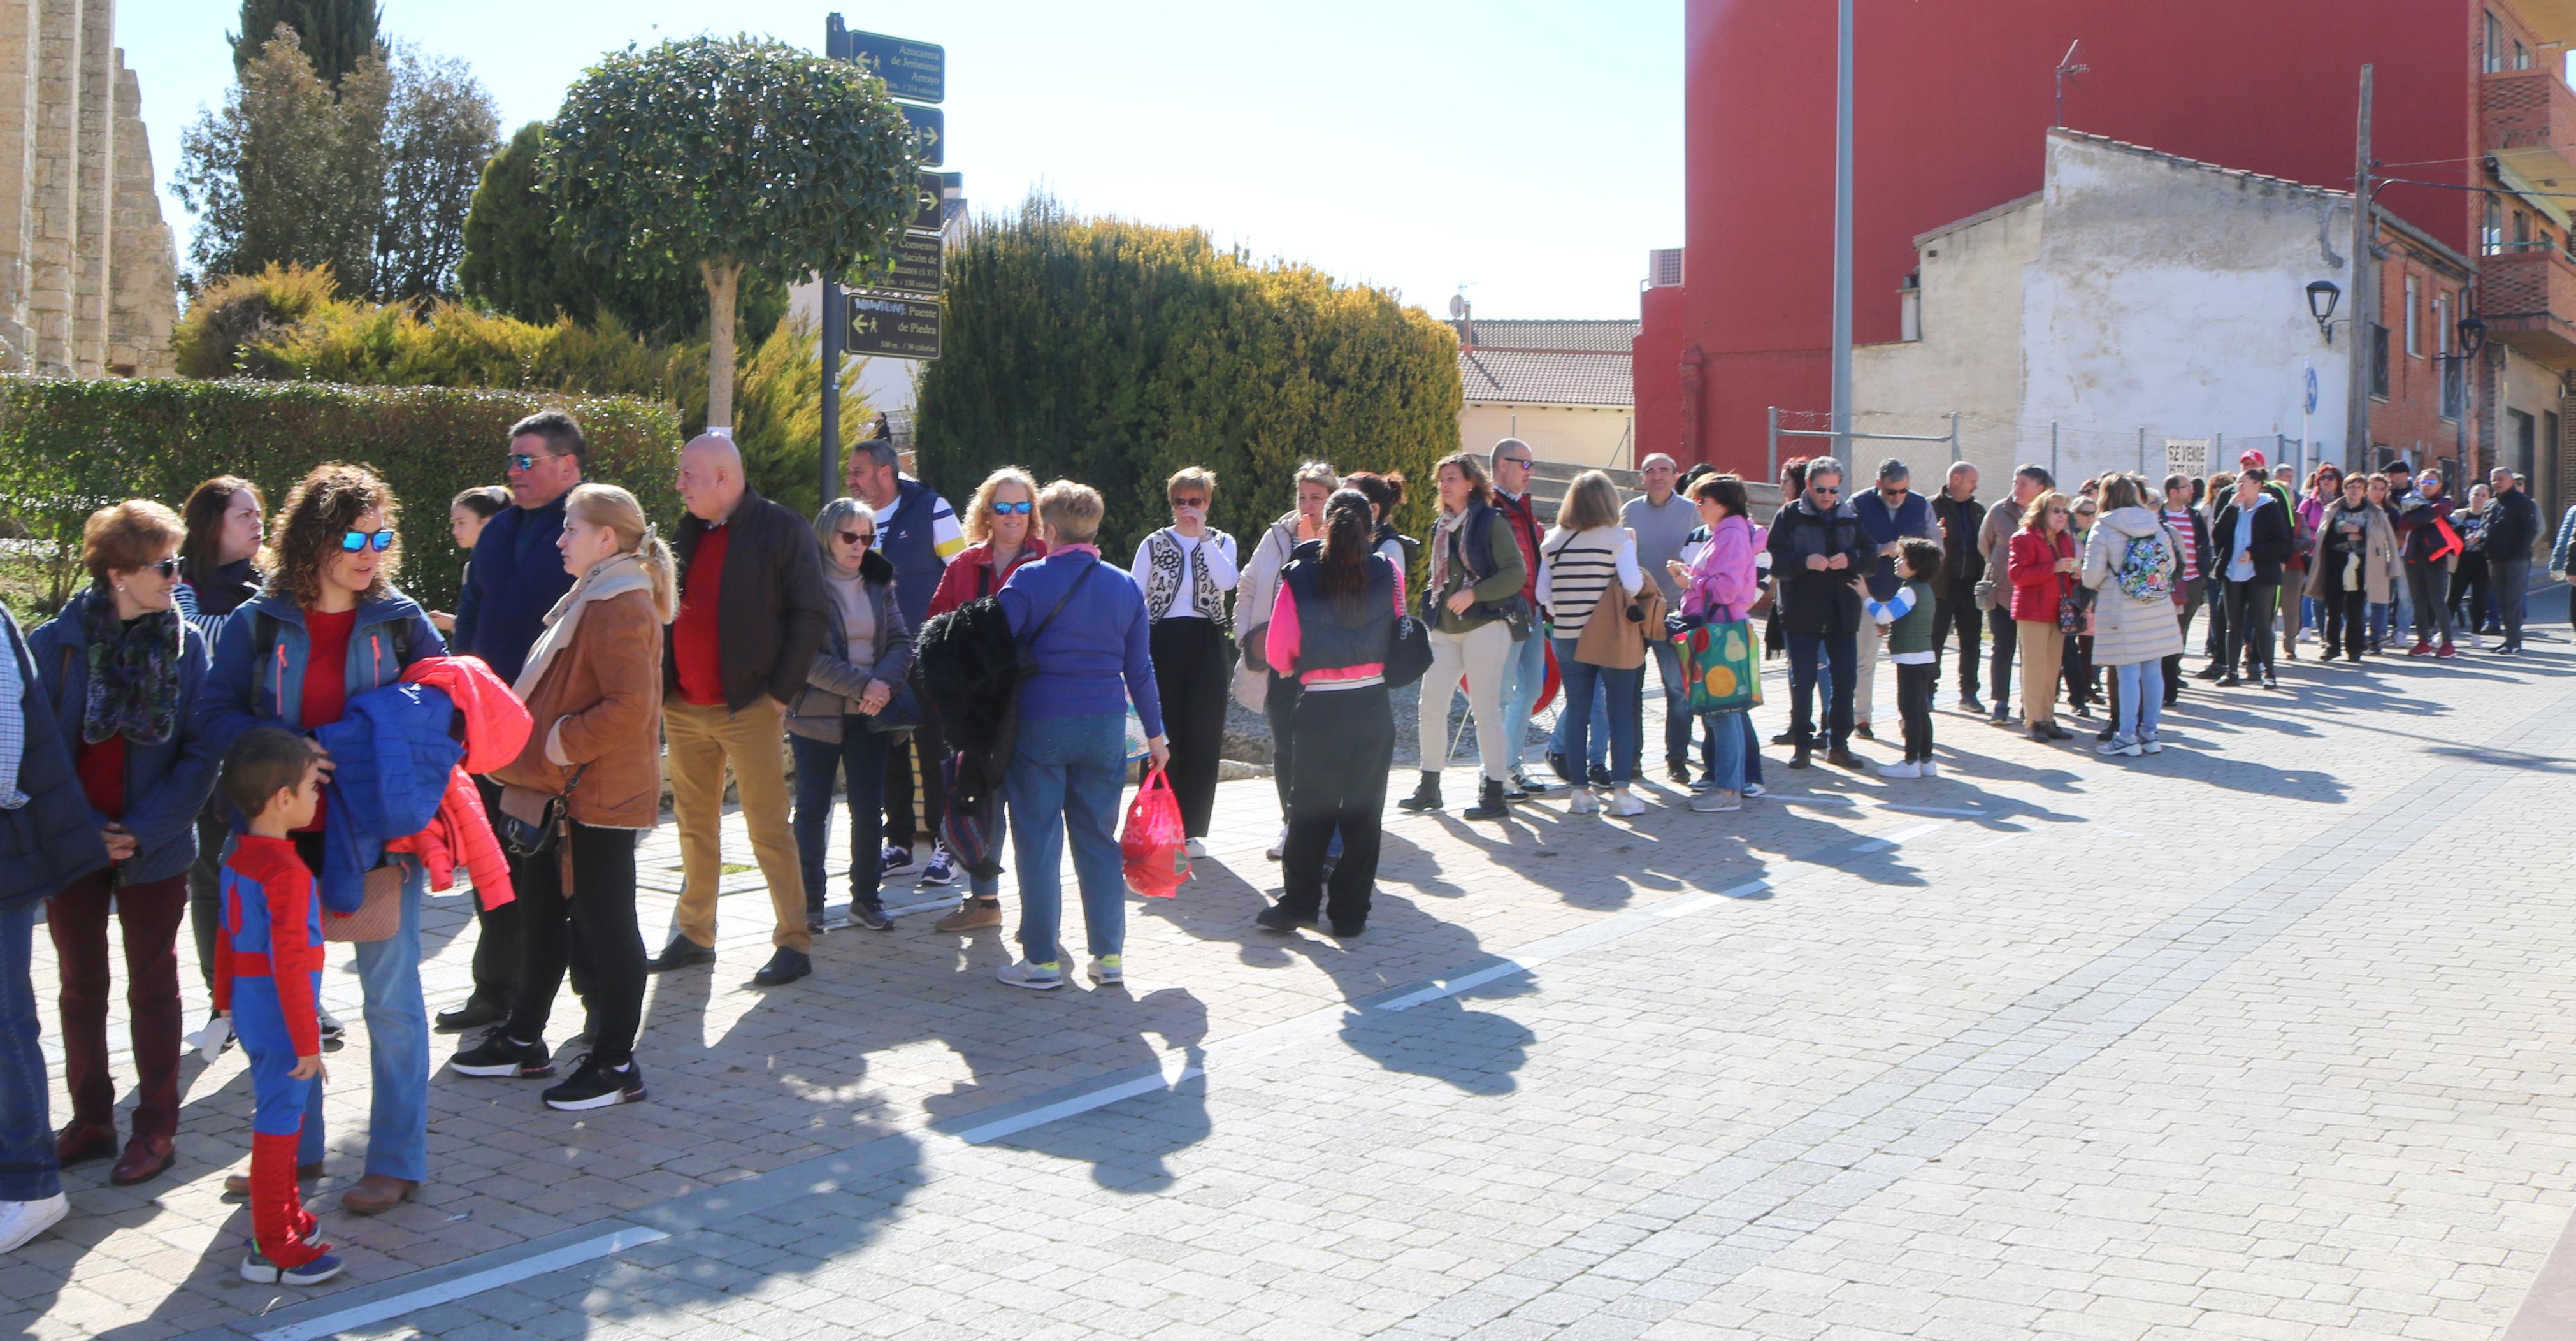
[1622,453,1697,782]
[651,434,833,987]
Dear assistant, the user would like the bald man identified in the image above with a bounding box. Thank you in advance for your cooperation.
[651,434,833,987]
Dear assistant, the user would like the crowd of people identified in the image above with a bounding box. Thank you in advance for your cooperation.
[0,420,2565,1283]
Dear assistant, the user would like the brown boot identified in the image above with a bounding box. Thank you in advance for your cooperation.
[224,1161,323,1197]
[932,899,1002,933]
[340,1173,418,1215]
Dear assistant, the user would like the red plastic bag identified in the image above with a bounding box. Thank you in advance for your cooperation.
[1120,766,1191,898]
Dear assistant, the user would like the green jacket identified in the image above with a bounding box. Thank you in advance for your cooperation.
[1430,505,1529,635]
[1871,577,1937,658]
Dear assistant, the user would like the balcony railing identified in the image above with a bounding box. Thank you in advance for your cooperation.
[2482,67,2576,186]
[2479,246,2576,361]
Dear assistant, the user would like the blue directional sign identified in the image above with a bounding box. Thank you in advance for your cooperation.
[844,29,945,103]
[899,104,944,168]
[2304,365,2319,416]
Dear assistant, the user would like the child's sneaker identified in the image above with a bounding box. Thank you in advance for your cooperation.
[187,1011,232,1062]
[917,846,956,887]
[241,1249,342,1286]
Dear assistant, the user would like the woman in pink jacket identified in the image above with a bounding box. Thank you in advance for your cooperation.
[1667,474,1766,813]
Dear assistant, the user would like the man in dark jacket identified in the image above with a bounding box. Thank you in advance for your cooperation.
[1928,463,1985,712]
[1766,456,1875,769]
[654,435,833,987]
[2483,466,2543,653]
[0,601,109,1252]
[440,408,586,1031]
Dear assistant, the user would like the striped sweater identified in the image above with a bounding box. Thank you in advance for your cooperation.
[1537,526,1643,632]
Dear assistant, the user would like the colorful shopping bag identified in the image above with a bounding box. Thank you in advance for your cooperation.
[1119,766,1191,898]
[1678,618,1762,714]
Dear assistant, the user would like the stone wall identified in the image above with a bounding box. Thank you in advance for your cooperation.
[0,0,172,377]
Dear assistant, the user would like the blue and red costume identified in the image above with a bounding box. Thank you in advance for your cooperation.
[214,834,329,1269]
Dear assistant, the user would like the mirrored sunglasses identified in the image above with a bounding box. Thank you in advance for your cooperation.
[991,500,1033,515]
[341,529,395,553]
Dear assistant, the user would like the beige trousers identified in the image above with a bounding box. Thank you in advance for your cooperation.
[666,697,810,953]
[1420,621,1515,782]
[2017,621,2064,727]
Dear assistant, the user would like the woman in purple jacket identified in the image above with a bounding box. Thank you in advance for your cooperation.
[991,482,1169,992]
[1670,474,1766,813]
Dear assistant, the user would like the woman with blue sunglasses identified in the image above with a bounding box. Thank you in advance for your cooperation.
[921,467,1046,932]
[201,461,446,1217]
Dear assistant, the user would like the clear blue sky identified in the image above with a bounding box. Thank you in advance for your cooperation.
[117,0,1681,321]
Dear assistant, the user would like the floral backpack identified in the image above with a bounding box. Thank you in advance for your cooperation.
[2115,528,2174,602]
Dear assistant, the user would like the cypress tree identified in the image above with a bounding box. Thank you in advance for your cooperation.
[231,0,382,87]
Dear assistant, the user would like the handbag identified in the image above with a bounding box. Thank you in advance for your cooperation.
[498,771,580,860]
[1231,660,1270,711]
[1385,613,1432,688]
[1678,615,1762,714]
[323,863,403,943]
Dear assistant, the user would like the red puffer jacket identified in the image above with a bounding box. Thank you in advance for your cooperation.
[385,656,530,909]
[2007,528,2075,623]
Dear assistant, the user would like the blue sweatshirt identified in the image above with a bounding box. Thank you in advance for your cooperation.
[454,495,573,685]
[997,549,1164,737]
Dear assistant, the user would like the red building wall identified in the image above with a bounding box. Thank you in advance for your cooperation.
[1641,0,2480,477]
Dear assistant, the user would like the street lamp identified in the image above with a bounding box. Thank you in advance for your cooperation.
[2306,280,2342,342]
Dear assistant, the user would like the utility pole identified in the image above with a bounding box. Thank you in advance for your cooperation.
[2344,64,2375,474]
[819,13,847,506]
[1831,0,1855,456]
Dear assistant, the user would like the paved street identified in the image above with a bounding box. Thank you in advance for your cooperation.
[13,625,2576,1341]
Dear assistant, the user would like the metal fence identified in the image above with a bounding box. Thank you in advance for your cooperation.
[1767,407,2328,493]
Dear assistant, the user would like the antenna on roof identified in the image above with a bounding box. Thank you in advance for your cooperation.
[1449,286,1473,346]
[2055,40,2090,129]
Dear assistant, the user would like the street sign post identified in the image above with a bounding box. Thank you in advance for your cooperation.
[845,291,940,360]
[841,28,944,103]
[898,104,944,167]
[860,231,943,295]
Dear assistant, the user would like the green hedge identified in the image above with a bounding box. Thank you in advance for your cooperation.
[0,377,681,616]
[915,195,1463,562]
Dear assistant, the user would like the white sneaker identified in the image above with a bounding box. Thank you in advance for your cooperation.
[188,1012,233,1062]
[0,1193,68,1253]
[1918,760,1939,778]
[1742,783,1766,798]
[1184,838,1207,860]
[1567,788,1601,815]
[1265,826,1286,861]
[995,960,1063,991]
[1876,760,1920,779]
[2141,737,2164,755]
[2094,736,2141,757]
[1688,789,1742,813]
[1608,789,1646,817]
[1087,955,1124,985]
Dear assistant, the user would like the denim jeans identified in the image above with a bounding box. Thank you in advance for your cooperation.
[1648,638,1691,770]
[1551,638,1643,785]
[0,899,57,1201]
[352,861,431,1181]
[1699,709,1748,792]
[1004,711,1129,964]
[1548,677,1611,775]
[1787,630,1859,748]
[1498,624,1548,776]
[2113,659,2165,743]
[791,725,892,910]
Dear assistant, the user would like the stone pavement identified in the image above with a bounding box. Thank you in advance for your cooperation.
[12,628,2576,1341]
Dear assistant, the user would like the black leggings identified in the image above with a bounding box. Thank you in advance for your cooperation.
[507,820,647,1066]
[1280,685,1393,928]
[2224,580,2279,677]
[1895,662,1935,762]
[2321,587,2367,660]
[881,697,949,850]
[1148,617,1232,839]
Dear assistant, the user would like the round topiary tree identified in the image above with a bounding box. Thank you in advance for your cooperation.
[545,34,917,429]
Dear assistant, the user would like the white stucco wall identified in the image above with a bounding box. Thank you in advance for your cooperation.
[1460,403,1634,469]
[1857,133,2357,489]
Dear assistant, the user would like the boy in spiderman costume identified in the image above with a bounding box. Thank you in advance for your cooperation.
[212,728,342,1286]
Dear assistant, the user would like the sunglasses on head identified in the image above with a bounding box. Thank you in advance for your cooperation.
[838,530,875,547]
[991,500,1033,515]
[341,528,395,553]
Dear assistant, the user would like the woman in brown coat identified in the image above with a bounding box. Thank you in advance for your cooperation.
[449,484,670,1111]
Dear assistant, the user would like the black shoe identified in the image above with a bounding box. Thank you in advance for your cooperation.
[1588,765,1613,788]
[1511,772,1555,795]
[1254,904,1316,932]
[1788,748,1813,769]
[1502,778,1530,802]
[2262,675,2280,690]
[2096,725,2116,742]
[1958,694,1986,714]
[2071,703,2095,719]
[1852,723,1874,741]
[542,1054,645,1111]
[1462,778,1509,821]
[1986,704,2011,724]
[1668,762,1694,785]
[849,898,894,932]
[435,998,507,1034]
[1395,771,1443,813]
[2028,725,2052,741]
[2045,724,2075,741]
[1826,747,1864,770]
[647,934,715,973]
[2194,664,2224,681]
[751,948,811,987]
[450,1031,552,1078]
[1771,729,1799,746]
[1329,918,1365,938]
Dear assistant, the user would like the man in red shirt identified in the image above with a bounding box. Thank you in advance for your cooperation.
[651,435,833,987]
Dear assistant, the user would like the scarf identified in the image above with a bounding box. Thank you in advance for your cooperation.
[1428,507,1471,599]
[513,547,656,702]
[81,594,182,746]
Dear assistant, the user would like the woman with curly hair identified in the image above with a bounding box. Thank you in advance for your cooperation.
[202,461,446,1217]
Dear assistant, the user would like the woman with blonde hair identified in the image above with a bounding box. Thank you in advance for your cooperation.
[456,483,669,1110]
[1538,470,1648,816]
[28,500,220,1185]
[921,466,1047,932]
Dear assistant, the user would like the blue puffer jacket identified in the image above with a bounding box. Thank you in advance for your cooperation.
[311,681,464,914]
[0,603,109,911]
[199,586,447,760]
[25,588,220,885]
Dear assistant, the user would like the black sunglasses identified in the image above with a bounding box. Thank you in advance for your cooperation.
[838,529,875,547]
[141,558,178,578]
[1810,484,1842,496]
